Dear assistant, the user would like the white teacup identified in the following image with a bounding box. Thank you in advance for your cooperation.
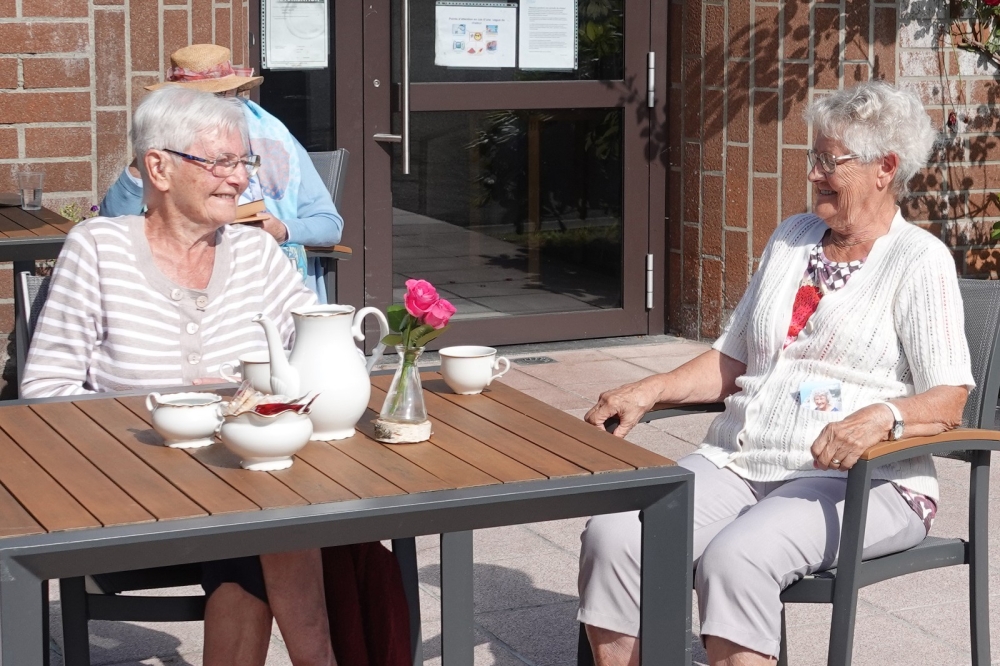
[439,346,510,395]
[220,350,287,393]
[145,392,223,448]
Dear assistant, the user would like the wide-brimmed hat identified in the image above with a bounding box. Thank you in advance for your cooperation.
[145,44,264,94]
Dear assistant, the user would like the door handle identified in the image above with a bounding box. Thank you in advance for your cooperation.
[373,0,411,173]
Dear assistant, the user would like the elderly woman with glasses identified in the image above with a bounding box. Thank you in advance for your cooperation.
[577,81,973,666]
[21,86,337,666]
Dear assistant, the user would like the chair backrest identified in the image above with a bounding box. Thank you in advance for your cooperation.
[957,278,1000,429]
[308,149,350,210]
[20,271,51,343]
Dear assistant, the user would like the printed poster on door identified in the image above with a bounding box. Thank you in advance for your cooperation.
[262,0,328,70]
[434,1,517,68]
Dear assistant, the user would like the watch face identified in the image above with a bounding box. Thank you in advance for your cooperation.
[893,422,904,439]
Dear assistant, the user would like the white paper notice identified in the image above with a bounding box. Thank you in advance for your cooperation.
[434,1,518,69]
[262,0,328,70]
[518,0,577,70]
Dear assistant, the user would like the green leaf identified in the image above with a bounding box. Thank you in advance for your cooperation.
[380,333,404,346]
[386,304,408,333]
[407,324,436,347]
[413,325,449,348]
[585,21,598,41]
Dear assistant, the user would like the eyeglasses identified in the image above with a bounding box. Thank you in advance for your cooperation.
[163,149,261,178]
[807,150,861,175]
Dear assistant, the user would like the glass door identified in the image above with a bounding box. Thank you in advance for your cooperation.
[363,0,655,346]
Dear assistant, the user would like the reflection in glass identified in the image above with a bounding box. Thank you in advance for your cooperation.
[397,0,624,83]
[392,109,623,319]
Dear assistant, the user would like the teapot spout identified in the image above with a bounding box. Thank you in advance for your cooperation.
[251,313,300,396]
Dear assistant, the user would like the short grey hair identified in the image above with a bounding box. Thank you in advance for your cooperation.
[131,86,249,178]
[804,81,937,197]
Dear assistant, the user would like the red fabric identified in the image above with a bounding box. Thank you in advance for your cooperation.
[167,62,255,82]
[787,284,822,340]
[322,543,412,666]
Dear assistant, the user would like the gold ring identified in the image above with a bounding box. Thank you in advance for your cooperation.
[832,459,842,466]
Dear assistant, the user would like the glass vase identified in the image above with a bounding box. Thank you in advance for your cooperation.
[379,345,428,424]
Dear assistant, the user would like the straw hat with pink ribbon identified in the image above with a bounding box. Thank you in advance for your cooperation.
[146,44,264,94]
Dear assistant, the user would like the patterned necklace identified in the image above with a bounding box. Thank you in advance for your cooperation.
[805,239,865,295]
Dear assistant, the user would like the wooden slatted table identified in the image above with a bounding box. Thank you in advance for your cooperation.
[0,374,693,666]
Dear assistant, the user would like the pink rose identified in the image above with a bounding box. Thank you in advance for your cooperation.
[423,298,456,329]
[404,279,439,317]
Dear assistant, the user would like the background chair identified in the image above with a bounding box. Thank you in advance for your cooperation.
[578,277,1000,666]
[305,149,353,303]
[14,271,51,389]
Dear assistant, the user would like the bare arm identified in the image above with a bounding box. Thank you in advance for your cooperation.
[585,349,746,437]
[811,385,968,471]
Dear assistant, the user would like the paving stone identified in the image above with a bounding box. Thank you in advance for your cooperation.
[623,423,700,461]
[514,358,651,386]
[601,340,710,359]
[522,517,589,557]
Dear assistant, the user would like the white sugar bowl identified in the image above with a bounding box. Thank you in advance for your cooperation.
[146,392,223,448]
[219,409,313,471]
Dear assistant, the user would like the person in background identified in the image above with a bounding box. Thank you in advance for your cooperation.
[100,44,343,302]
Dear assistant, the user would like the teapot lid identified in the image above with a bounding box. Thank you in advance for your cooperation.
[291,304,354,318]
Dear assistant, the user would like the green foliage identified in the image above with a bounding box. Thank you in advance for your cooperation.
[953,1,1000,65]
[386,304,409,333]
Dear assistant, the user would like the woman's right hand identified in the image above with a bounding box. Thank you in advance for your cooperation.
[585,378,662,438]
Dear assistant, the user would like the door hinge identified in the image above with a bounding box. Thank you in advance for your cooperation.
[646,52,655,108]
[645,253,654,310]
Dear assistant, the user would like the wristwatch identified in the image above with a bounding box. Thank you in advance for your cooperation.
[879,401,904,440]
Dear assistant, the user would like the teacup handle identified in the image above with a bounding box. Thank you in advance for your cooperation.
[219,362,241,383]
[352,307,391,375]
[489,357,511,384]
[145,392,161,413]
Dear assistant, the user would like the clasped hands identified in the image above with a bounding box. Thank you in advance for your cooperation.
[584,378,895,471]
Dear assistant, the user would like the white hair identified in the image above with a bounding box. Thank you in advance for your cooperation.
[804,81,937,197]
[131,86,249,178]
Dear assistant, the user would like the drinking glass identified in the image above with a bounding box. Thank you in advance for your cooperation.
[17,172,43,210]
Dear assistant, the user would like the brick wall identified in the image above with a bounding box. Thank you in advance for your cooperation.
[667,0,1000,340]
[0,0,249,393]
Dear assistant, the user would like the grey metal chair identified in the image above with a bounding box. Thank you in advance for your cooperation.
[305,149,353,303]
[14,271,51,389]
[578,277,1000,666]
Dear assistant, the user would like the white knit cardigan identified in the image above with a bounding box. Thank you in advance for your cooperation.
[696,211,975,500]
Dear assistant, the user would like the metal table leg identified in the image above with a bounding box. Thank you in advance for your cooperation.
[639,480,694,666]
[0,555,46,665]
[440,530,474,666]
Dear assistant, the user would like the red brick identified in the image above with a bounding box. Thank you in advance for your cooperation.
[898,194,961,222]
[705,5,725,64]
[683,58,702,140]
[844,1,868,62]
[94,0,124,6]
[728,0,750,60]
[783,0,810,61]
[0,23,89,54]
[131,75,158,113]
[966,248,1000,275]
[752,177,779,257]
[682,224,700,306]
[683,0,701,57]
[781,149,809,219]
[968,193,1000,219]
[22,0,87,18]
[726,60,750,143]
[873,8,896,83]
[0,128,16,159]
[703,175,723,256]
[192,0,214,44]
[703,89,725,172]
[215,7,233,54]
[97,110,128,196]
[0,91,90,123]
[0,0,14,17]
[163,0,186,5]
[972,80,1000,105]
[944,218,991,246]
[0,58,15,89]
[0,161,91,192]
[844,63,869,85]
[814,8,840,90]
[232,0,246,67]
[725,145,749,228]
[753,90,779,173]
[95,10,127,106]
[25,127,91,157]
[22,57,89,88]
[0,303,14,339]
[724,230,749,309]
[163,9,191,76]
[130,0,159,72]
[754,5,780,89]
[781,63,810,146]
[682,143,701,223]
[701,258,723,338]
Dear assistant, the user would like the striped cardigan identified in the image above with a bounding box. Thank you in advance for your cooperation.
[697,211,975,501]
[21,215,316,397]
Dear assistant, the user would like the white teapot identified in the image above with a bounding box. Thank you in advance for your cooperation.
[252,305,390,440]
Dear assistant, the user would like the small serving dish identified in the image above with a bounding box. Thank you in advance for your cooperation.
[146,392,223,448]
[219,408,313,471]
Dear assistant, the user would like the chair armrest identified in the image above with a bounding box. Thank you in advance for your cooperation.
[304,245,353,260]
[859,428,1000,461]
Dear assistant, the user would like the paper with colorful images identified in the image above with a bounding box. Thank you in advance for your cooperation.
[435,1,517,68]
[799,380,843,412]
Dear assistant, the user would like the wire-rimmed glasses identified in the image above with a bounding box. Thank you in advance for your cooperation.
[807,150,860,175]
[164,149,261,178]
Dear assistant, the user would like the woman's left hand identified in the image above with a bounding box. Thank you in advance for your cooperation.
[810,403,893,471]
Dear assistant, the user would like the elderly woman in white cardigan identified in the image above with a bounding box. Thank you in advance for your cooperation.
[578,81,973,666]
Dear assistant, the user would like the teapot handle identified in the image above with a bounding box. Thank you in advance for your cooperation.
[145,392,161,413]
[353,307,391,375]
